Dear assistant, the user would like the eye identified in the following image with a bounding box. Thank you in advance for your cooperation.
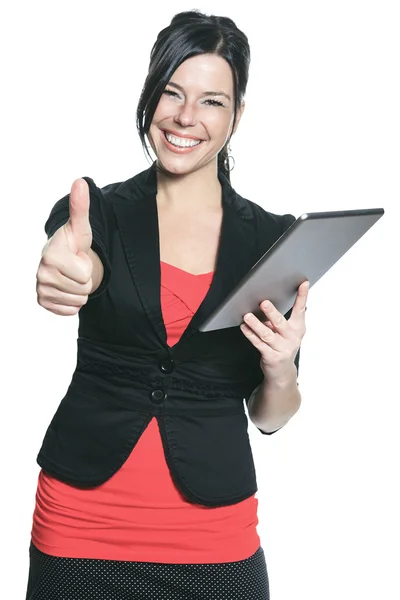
[204,99,225,107]
[163,89,179,98]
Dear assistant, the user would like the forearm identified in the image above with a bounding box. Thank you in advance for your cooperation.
[247,365,301,432]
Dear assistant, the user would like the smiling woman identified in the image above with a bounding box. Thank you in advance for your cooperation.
[148,54,242,172]
[136,10,249,182]
[26,9,305,600]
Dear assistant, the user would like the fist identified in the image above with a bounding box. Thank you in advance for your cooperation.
[36,179,94,316]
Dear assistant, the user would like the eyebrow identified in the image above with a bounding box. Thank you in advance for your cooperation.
[167,81,231,101]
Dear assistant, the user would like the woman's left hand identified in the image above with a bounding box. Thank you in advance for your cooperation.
[240,281,309,381]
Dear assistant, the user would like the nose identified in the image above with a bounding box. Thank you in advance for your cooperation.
[173,102,197,128]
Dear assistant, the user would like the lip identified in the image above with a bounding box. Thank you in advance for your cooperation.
[161,130,204,154]
[162,129,205,142]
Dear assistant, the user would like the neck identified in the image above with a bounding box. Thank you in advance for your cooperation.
[155,160,222,213]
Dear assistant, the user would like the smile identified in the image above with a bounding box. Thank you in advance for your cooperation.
[163,131,202,148]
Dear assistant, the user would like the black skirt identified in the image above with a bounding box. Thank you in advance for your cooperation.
[25,541,269,599]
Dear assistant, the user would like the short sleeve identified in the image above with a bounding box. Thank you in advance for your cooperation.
[44,176,111,299]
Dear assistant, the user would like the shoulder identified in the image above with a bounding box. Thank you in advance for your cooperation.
[80,177,122,204]
[231,186,296,255]
[247,197,295,231]
[232,186,296,233]
[82,165,157,204]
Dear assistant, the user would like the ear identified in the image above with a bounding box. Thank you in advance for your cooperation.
[232,101,246,136]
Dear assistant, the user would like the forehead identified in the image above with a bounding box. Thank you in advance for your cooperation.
[169,54,234,93]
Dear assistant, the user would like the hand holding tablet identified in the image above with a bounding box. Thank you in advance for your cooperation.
[199,208,384,332]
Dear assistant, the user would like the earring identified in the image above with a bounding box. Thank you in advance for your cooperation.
[223,145,235,172]
[224,146,235,172]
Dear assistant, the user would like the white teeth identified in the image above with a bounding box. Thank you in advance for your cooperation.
[165,132,201,148]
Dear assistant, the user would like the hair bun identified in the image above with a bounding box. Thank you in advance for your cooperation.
[170,10,204,25]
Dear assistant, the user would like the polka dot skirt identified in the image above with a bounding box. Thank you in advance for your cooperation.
[25,542,269,599]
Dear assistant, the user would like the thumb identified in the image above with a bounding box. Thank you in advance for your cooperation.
[68,178,92,255]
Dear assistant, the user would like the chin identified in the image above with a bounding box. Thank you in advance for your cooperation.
[156,156,202,177]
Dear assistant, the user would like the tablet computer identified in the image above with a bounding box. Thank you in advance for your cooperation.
[199,208,384,332]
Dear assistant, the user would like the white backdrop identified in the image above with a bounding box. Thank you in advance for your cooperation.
[2,1,399,598]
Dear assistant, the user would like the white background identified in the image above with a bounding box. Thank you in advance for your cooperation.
[2,1,399,598]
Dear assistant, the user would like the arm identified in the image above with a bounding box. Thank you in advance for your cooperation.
[247,364,301,433]
[241,284,308,434]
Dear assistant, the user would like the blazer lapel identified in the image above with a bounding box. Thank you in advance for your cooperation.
[113,165,167,346]
[178,185,258,346]
[112,164,259,349]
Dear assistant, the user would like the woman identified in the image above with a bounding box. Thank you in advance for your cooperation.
[26,10,308,600]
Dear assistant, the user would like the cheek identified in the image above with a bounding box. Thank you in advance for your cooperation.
[149,107,165,146]
[148,123,161,152]
[152,107,163,123]
[207,113,234,139]
[152,97,171,123]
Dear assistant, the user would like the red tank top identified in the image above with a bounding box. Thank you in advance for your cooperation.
[31,261,260,563]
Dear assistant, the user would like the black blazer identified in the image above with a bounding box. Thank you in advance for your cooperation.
[37,163,299,507]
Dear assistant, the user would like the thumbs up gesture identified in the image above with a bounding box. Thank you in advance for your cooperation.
[36,179,94,316]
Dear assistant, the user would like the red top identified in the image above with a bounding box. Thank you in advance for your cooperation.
[31,261,260,563]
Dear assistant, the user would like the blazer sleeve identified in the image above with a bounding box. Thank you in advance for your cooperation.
[246,211,301,435]
[44,176,111,300]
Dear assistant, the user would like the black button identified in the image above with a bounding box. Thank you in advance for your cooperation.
[159,358,175,374]
[150,389,167,404]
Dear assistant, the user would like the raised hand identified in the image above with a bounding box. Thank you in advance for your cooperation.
[240,281,309,381]
[36,179,94,316]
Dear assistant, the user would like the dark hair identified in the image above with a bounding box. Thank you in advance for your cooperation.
[136,10,250,181]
